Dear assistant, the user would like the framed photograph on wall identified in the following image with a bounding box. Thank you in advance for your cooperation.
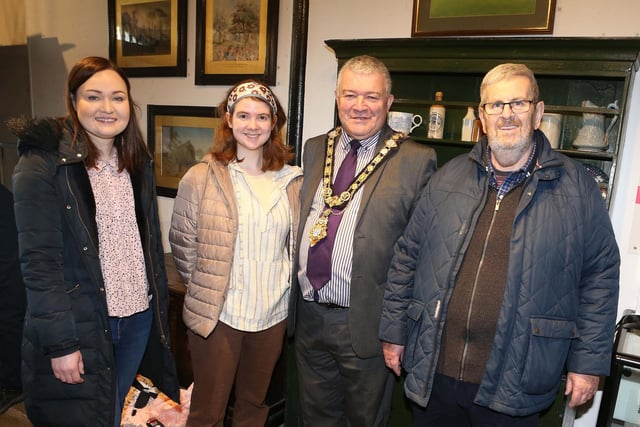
[195,0,279,85]
[147,105,219,197]
[108,0,187,77]
[412,0,556,36]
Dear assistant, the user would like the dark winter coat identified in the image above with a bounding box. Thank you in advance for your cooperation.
[379,130,620,416]
[0,184,27,390]
[12,118,179,427]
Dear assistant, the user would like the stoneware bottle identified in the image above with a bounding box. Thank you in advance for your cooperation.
[461,106,476,141]
[428,91,445,139]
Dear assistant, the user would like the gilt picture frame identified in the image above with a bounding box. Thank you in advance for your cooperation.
[108,0,187,77]
[195,0,279,85]
[412,0,556,36]
[147,105,219,197]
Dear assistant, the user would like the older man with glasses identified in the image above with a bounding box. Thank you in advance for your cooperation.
[379,63,620,427]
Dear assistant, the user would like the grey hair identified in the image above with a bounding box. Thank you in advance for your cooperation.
[337,55,392,96]
[480,63,539,104]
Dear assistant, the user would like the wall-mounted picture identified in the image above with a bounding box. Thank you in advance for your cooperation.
[108,0,187,77]
[195,0,279,85]
[412,0,555,36]
[147,105,219,197]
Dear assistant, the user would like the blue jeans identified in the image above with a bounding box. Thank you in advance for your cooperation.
[109,308,152,426]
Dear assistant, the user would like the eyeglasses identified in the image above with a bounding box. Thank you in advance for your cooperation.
[481,100,537,115]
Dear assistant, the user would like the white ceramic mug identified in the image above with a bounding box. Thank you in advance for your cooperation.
[538,113,563,149]
[387,111,423,134]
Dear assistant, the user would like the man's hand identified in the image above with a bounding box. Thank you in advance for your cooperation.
[565,372,599,408]
[382,342,404,376]
[51,350,85,384]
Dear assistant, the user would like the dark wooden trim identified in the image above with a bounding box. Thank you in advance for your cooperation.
[326,37,640,76]
[283,1,309,425]
[286,0,309,166]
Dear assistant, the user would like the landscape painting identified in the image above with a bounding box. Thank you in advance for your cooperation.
[412,0,555,36]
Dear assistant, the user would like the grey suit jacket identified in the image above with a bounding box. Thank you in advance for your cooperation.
[289,125,437,358]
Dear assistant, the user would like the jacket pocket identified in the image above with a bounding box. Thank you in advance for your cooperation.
[521,317,577,394]
[403,299,426,369]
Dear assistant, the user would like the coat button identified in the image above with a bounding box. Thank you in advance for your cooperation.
[82,246,88,251]
[66,205,71,210]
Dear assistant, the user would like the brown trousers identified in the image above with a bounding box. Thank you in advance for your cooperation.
[186,320,287,427]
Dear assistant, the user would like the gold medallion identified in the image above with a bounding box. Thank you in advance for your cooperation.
[309,209,331,246]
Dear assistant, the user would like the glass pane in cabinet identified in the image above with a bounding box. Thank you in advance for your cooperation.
[612,365,640,426]
[564,79,624,112]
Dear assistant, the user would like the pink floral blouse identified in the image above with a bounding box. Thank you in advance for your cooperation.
[87,153,149,317]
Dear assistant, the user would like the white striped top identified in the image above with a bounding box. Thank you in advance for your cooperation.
[219,163,294,331]
[298,131,380,307]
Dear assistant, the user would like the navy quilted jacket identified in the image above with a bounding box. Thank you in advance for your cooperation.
[379,130,620,416]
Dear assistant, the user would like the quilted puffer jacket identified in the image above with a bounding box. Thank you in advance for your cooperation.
[379,130,620,416]
[12,118,179,426]
[169,155,302,338]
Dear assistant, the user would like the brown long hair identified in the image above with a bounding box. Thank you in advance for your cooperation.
[65,56,150,172]
[210,79,293,171]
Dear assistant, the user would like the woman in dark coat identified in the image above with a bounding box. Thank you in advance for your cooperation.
[11,56,179,427]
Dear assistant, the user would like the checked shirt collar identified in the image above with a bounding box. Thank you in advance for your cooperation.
[485,139,537,199]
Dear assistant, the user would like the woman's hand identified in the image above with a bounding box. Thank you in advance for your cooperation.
[51,350,85,384]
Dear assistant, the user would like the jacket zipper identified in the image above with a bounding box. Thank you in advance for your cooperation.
[65,168,100,256]
[142,185,170,347]
[458,193,502,381]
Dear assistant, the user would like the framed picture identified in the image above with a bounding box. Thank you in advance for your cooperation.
[195,0,279,85]
[108,0,187,77]
[147,105,219,197]
[412,0,556,36]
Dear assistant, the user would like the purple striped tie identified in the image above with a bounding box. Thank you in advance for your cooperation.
[307,140,360,301]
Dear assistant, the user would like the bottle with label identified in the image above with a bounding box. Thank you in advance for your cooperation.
[460,106,476,141]
[428,91,445,139]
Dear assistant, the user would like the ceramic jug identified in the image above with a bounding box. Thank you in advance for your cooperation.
[572,100,618,151]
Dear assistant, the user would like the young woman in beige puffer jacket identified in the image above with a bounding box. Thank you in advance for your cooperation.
[169,80,302,427]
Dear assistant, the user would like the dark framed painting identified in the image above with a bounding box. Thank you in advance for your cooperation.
[412,0,556,36]
[195,0,279,85]
[108,0,187,77]
[147,105,219,197]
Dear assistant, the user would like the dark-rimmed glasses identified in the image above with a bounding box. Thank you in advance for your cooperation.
[481,100,537,115]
